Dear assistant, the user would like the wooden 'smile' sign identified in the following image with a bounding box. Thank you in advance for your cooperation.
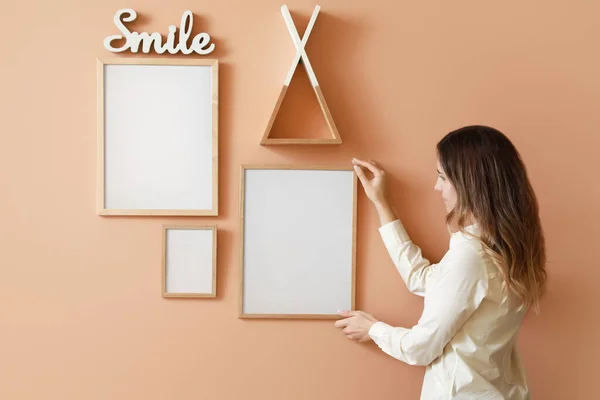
[103,9,215,55]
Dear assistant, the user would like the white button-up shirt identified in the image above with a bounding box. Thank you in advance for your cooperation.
[368,219,530,399]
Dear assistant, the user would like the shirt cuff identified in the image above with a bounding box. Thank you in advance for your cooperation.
[368,321,394,340]
[378,219,411,248]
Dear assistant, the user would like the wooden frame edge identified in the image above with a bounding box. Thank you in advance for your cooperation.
[351,171,357,311]
[96,58,106,215]
[211,60,219,216]
[239,164,354,171]
[239,314,341,320]
[238,165,247,317]
[96,57,219,66]
[162,224,218,299]
[100,209,219,216]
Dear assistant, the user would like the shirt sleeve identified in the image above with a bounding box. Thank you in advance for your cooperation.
[378,219,436,297]
[368,244,489,366]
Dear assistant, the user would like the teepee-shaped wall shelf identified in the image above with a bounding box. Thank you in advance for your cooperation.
[260,5,342,145]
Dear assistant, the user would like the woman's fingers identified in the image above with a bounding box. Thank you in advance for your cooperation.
[369,160,382,169]
[334,318,349,328]
[354,165,369,186]
[352,158,382,176]
[352,158,377,172]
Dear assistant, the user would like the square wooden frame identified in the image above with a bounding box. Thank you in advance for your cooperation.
[238,164,357,319]
[161,224,217,298]
[97,57,219,216]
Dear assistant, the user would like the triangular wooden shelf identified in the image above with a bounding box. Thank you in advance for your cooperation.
[260,5,341,146]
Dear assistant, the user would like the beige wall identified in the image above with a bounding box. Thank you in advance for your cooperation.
[1,1,598,399]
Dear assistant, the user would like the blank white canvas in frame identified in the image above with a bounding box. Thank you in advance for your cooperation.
[99,59,217,215]
[163,227,216,297]
[240,167,356,318]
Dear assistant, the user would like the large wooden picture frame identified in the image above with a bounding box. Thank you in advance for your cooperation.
[239,165,357,319]
[97,57,218,216]
[161,225,217,298]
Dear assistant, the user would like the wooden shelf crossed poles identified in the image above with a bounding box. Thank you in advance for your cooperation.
[260,5,342,146]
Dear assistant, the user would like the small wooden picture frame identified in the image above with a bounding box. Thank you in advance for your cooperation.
[97,57,219,216]
[239,165,357,318]
[162,225,217,298]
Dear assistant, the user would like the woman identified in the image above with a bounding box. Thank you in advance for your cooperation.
[334,125,547,399]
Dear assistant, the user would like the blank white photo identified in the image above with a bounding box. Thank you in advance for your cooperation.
[162,226,217,298]
[240,166,356,318]
[97,58,218,216]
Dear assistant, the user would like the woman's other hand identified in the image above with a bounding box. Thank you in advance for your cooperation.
[334,310,379,342]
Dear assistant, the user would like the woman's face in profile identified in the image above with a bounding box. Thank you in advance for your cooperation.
[435,160,458,213]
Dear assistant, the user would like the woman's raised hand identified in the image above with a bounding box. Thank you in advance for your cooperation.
[352,158,388,206]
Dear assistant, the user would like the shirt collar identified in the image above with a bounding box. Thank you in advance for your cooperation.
[462,224,481,236]
[450,223,481,245]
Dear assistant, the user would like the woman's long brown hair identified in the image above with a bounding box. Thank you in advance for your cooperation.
[437,125,547,313]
